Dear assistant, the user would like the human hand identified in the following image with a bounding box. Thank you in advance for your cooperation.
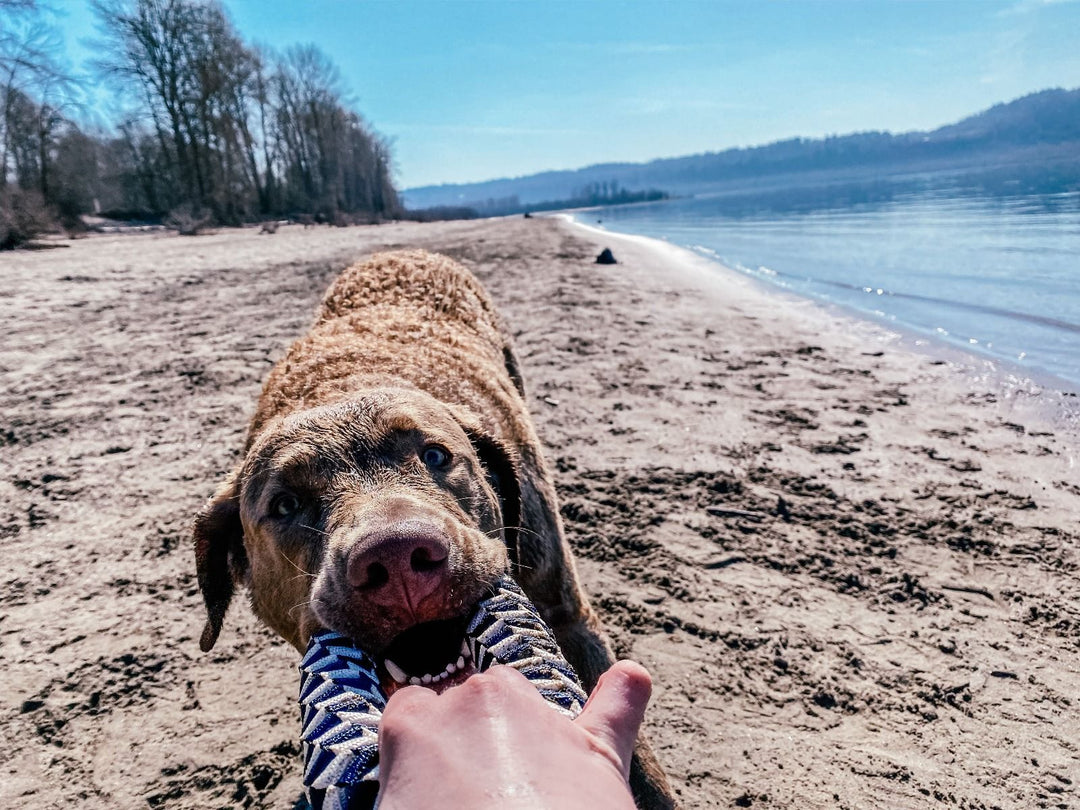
[376,660,652,809]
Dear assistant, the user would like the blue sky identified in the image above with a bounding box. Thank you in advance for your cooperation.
[55,0,1080,189]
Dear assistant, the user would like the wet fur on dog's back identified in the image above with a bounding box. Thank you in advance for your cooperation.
[193,249,675,808]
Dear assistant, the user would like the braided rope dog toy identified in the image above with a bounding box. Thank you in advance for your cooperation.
[298,576,589,810]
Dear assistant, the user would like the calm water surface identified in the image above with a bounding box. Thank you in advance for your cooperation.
[577,190,1080,389]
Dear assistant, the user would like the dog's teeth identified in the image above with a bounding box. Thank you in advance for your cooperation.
[408,676,422,686]
[422,673,432,685]
[446,661,457,674]
[461,640,471,659]
[432,672,444,682]
[456,655,465,669]
[385,659,408,684]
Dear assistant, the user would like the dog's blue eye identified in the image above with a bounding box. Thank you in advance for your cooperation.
[421,444,451,468]
[271,493,300,518]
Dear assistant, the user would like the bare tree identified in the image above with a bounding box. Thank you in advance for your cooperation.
[0,0,400,245]
[271,43,397,219]
[1,0,74,188]
[0,0,84,245]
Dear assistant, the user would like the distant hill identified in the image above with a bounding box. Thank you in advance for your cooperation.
[402,88,1080,210]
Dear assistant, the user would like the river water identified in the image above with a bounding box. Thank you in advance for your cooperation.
[576,187,1080,390]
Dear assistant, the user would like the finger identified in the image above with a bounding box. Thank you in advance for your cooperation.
[480,663,536,689]
[380,684,437,750]
[575,660,652,779]
[384,682,438,715]
[458,664,549,716]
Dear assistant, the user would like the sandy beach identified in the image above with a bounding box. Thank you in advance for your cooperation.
[2,215,1078,808]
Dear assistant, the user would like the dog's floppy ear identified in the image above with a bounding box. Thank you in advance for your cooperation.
[463,426,522,565]
[192,473,248,652]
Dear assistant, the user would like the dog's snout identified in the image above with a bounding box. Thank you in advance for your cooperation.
[345,522,450,610]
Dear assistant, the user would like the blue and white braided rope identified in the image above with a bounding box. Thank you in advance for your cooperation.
[298,576,589,810]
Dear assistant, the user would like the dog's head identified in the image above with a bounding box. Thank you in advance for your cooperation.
[193,388,520,690]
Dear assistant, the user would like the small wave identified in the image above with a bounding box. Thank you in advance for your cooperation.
[571,196,1080,386]
[783,273,1080,335]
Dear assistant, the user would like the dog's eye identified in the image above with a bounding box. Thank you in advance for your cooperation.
[270,493,301,518]
[421,444,452,469]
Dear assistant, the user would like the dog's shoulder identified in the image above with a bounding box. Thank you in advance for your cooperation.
[319,249,498,326]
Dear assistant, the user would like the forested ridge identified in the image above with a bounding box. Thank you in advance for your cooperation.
[404,87,1080,210]
[1,0,399,247]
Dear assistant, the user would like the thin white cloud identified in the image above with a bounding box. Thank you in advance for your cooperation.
[977,25,1029,85]
[998,0,1079,17]
[384,123,586,137]
[552,41,699,55]
[619,96,765,116]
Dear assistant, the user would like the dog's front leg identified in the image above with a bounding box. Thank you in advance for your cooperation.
[515,472,677,810]
[550,610,677,810]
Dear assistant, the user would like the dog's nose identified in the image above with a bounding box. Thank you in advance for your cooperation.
[345,523,450,610]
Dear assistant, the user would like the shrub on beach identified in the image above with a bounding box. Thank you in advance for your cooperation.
[0,188,54,250]
[165,205,212,236]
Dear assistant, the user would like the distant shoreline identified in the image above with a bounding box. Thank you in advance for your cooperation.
[404,87,1080,211]
[555,212,1080,428]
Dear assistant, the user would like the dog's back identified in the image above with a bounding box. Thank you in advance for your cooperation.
[250,250,524,445]
[319,249,502,336]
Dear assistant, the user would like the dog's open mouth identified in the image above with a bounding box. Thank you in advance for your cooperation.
[378,615,477,695]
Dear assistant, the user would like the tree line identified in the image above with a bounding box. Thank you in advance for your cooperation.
[405,88,1080,212]
[1,0,400,247]
[462,180,668,217]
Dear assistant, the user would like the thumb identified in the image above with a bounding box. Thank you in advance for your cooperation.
[574,660,652,779]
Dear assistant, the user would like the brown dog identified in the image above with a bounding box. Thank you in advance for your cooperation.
[193,249,674,808]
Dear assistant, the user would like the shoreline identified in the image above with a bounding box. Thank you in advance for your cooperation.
[557,212,1080,432]
[560,207,1080,401]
